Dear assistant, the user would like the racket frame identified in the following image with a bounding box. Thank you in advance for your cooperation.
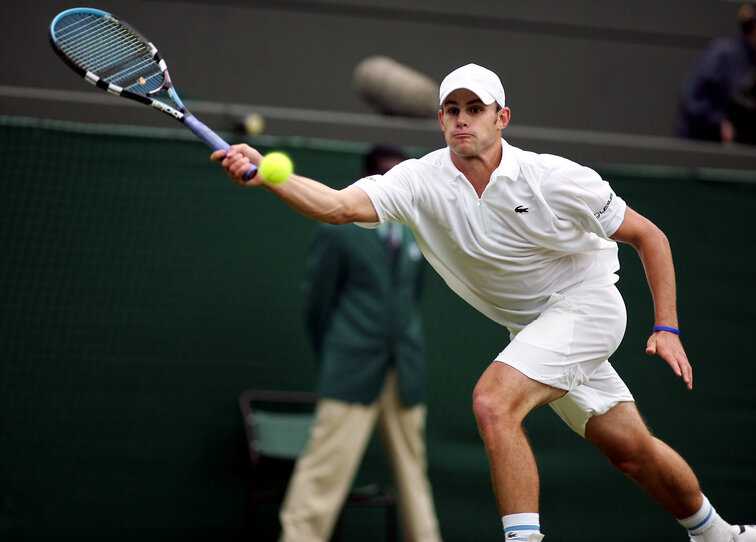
[49,8,255,176]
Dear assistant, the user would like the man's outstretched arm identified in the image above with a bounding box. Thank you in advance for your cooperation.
[212,144,378,225]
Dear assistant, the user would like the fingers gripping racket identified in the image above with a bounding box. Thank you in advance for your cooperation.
[49,7,256,179]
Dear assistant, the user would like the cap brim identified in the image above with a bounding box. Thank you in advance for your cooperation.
[439,84,497,106]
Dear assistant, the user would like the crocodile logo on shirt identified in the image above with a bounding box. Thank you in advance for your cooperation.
[515,205,529,213]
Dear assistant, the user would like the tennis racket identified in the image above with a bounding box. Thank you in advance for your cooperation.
[49,7,256,179]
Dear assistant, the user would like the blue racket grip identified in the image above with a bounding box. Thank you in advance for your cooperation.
[184,115,257,180]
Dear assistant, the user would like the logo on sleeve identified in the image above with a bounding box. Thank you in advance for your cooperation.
[594,193,613,219]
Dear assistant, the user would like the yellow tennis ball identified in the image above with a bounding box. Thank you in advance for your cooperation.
[259,152,293,185]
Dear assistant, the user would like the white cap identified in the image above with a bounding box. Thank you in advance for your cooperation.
[439,64,505,108]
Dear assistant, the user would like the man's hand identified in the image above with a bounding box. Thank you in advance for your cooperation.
[646,331,692,390]
[211,144,264,186]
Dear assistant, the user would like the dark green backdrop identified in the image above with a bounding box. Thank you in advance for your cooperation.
[1,118,754,541]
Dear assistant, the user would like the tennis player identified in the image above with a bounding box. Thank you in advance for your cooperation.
[213,64,754,542]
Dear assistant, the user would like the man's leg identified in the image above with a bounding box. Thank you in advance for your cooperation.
[472,362,565,516]
[279,398,378,542]
[377,369,442,542]
[584,401,702,519]
[552,365,755,542]
[585,402,756,541]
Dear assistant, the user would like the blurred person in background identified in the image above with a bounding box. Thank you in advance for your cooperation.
[277,145,442,542]
[677,3,756,144]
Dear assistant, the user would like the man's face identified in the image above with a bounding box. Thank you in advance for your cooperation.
[438,89,510,157]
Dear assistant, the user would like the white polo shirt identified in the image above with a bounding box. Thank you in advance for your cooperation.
[353,139,627,330]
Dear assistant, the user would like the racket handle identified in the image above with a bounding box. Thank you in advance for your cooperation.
[184,115,257,180]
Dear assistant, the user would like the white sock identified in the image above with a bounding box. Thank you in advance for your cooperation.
[503,513,541,541]
[679,495,717,536]
[679,494,733,541]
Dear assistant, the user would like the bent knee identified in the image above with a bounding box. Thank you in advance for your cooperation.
[472,362,563,436]
[472,387,522,434]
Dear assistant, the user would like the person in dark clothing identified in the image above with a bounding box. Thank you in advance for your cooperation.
[677,3,756,143]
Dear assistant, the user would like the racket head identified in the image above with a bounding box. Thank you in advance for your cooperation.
[49,8,166,97]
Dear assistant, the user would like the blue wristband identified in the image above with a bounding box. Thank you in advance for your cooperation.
[653,325,680,335]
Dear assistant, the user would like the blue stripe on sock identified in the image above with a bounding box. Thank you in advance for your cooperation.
[690,507,714,532]
[505,525,540,531]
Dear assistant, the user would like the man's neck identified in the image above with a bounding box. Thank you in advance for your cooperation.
[450,139,503,197]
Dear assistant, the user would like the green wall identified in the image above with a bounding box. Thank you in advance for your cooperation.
[1,118,754,541]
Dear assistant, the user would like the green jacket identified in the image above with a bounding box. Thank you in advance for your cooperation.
[302,223,427,406]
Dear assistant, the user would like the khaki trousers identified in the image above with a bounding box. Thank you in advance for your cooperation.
[279,369,442,542]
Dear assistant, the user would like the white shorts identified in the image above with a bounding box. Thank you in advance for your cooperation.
[495,283,634,437]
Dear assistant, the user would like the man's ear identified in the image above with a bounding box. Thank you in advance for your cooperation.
[498,107,511,130]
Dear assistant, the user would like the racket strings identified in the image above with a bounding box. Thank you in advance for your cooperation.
[53,13,164,93]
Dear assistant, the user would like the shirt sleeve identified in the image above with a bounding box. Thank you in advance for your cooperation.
[352,162,417,229]
[541,161,627,239]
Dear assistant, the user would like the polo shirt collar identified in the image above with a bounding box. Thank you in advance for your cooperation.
[440,147,463,181]
[495,139,520,183]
